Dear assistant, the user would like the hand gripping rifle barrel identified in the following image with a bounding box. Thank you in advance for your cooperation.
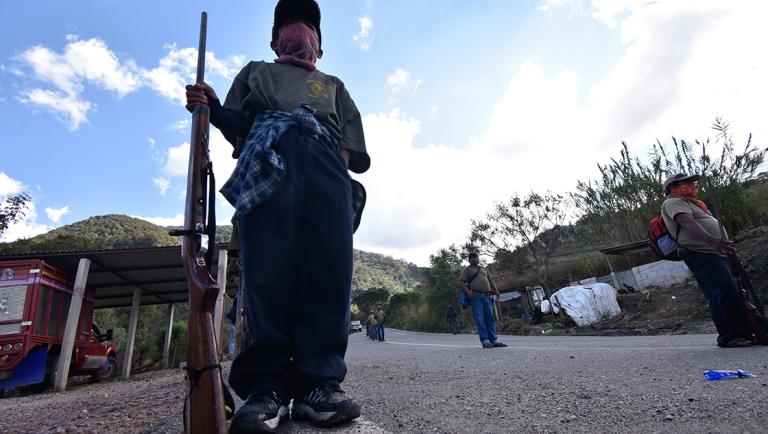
[173,11,229,433]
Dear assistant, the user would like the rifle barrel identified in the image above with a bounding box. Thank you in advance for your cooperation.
[196,12,207,84]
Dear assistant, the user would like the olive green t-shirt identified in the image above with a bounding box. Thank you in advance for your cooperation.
[459,266,493,293]
[222,61,370,174]
[661,197,725,255]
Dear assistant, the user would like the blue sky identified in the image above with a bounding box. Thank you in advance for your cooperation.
[1,0,766,265]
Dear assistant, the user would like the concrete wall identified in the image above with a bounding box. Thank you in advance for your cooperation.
[581,260,691,292]
[631,260,691,289]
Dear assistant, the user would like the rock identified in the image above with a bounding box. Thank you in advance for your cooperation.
[664,414,675,421]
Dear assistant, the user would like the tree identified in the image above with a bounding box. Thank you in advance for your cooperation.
[0,193,31,238]
[425,245,464,305]
[470,192,569,294]
[572,119,767,243]
[352,287,390,316]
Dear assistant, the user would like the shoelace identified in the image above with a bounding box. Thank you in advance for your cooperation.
[246,391,281,410]
[305,384,345,405]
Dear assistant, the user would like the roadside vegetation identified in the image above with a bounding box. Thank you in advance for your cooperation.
[1,119,765,353]
[372,120,767,333]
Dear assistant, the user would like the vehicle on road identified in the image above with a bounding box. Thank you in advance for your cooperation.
[349,320,362,334]
[0,260,118,394]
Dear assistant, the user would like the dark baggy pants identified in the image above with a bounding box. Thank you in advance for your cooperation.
[228,126,353,401]
[680,249,752,345]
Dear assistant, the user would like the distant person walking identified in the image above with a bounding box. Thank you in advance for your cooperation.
[367,312,377,341]
[375,308,386,342]
[661,173,760,347]
[446,305,458,334]
[460,252,507,348]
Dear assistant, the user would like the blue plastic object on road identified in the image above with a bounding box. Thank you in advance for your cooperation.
[703,370,757,381]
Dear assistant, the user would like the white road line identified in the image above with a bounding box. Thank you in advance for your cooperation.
[383,341,715,350]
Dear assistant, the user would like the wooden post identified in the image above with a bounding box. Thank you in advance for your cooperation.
[122,287,141,380]
[603,253,621,290]
[53,258,91,392]
[213,249,228,351]
[162,303,175,369]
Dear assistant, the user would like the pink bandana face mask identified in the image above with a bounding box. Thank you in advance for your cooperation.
[275,21,320,71]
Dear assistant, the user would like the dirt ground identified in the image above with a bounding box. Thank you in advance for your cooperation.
[498,225,768,338]
[0,369,185,433]
[2,228,765,433]
[581,225,768,336]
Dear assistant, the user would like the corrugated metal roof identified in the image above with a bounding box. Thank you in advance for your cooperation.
[599,239,649,255]
[0,245,234,308]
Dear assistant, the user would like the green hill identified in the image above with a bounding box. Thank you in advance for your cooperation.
[0,214,425,292]
[353,249,426,293]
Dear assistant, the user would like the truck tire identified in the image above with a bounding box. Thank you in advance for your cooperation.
[93,355,117,382]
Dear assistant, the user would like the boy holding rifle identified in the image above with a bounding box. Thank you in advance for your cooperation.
[186,1,369,432]
[661,173,762,348]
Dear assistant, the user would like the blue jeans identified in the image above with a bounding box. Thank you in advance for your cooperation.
[680,249,751,345]
[229,126,353,401]
[470,293,498,344]
[449,319,457,334]
[378,323,385,341]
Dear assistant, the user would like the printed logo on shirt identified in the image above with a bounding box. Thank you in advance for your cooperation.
[306,79,329,98]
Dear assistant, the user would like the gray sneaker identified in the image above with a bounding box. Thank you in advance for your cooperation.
[229,391,289,433]
[292,383,361,428]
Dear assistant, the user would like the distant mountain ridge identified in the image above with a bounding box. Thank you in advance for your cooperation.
[0,214,425,292]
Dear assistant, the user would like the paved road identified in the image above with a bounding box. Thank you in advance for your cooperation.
[4,329,766,433]
[317,329,768,433]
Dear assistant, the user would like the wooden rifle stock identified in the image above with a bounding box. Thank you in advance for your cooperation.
[705,177,768,344]
[176,11,229,433]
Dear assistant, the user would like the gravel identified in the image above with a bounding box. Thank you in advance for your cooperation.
[2,330,767,433]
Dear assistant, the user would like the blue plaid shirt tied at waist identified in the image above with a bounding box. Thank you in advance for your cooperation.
[220,103,366,232]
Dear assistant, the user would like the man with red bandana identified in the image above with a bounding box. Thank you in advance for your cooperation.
[661,173,754,348]
[185,1,368,432]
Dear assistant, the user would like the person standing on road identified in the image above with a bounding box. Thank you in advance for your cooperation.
[446,305,458,334]
[368,311,377,341]
[459,252,507,348]
[661,173,756,348]
[185,0,369,431]
[375,307,386,342]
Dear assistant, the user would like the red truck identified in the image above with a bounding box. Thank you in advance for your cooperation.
[0,260,117,394]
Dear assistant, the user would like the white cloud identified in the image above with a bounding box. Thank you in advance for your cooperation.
[45,205,70,224]
[386,68,411,93]
[590,0,657,28]
[157,128,237,217]
[0,173,49,242]
[142,44,243,105]
[538,0,586,14]
[16,37,140,129]
[162,142,190,177]
[353,16,374,51]
[15,37,244,129]
[0,201,50,242]
[0,172,23,196]
[153,177,170,195]
[130,213,184,227]
[359,1,768,265]
[166,118,190,131]
[18,88,92,130]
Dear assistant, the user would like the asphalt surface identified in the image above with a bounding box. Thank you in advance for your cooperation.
[3,329,767,433]
[314,329,768,433]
